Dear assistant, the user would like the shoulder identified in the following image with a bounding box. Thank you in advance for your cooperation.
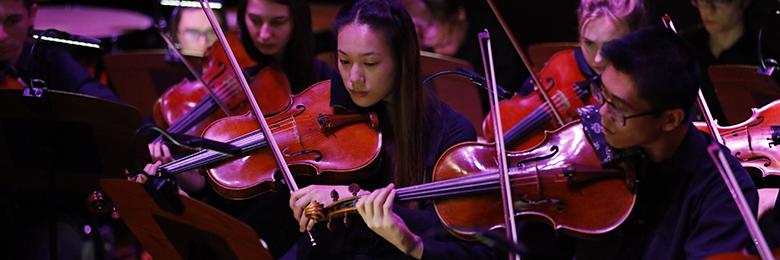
[687,129,757,208]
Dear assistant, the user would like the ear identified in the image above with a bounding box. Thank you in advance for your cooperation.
[660,108,686,131]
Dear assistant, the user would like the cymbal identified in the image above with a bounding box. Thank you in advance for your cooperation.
[34,5,153,39]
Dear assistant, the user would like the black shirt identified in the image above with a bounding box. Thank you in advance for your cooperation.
[682,25,759,66]
[520,116,759,259]
[4,42,121,103]
[682,25,760,124]
[292,77,495,259]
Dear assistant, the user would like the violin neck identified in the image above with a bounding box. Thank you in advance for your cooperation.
[394,168,531,202]
[159,130,266,175]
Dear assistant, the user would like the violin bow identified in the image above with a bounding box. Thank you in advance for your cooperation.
[664,14,772,257]
[483,0,565,127]
[478,29,521,260]
[155,25,233,117]
[661,14,723,144]
[198,0,318,245]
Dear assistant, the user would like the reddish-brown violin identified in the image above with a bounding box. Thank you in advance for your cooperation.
[482,49,595,150]
[306,120,639,238]
[153,41,291,138]
[695,99,780,177]
[156,80,383,199]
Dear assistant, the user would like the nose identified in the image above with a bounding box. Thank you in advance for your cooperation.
[0,27,8,41]
[349,65,364,87]
[258,23,272,43]
[593,49,605,72]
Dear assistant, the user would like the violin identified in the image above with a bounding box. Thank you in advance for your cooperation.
[306,120,640,238]
[482,49,595,150]
[152,40,291,138]
[694,99,780,177]
[156,80,383,199]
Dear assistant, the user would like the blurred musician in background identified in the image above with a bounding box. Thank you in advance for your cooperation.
[0,0,120,103]
[167,6,225,57]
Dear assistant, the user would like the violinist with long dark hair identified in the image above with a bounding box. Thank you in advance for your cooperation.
[286,0,495,258]
[144,0,339,257]
[519,27,758,259]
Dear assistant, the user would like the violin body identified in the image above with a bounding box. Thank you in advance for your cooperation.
[434,121,637,238]
[153,43,291,136]
[200,80,382,199]
[695,99,780,177]
[482,49,595,150]
[308,121,639,239]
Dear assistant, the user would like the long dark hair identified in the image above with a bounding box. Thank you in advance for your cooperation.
[237,0,315,92]
[333,0,427,188]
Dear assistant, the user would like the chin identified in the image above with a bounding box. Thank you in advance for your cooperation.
[350,97,379,108]
[603,135,630,149]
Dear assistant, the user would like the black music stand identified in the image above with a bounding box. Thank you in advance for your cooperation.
[0,89,150,191]
[0,89,150,259]
[100,179,273,260]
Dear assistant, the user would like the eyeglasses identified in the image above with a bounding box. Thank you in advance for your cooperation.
[589,76,663,126]
[180,29,216,42]
[690,0,734,9]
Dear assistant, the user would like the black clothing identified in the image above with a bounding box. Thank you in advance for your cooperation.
[290,76,495,259]
[3,42,121,103]
[244,58,339,94]
[682,25,760,124]
[682,25,759,66]
[519,105,759,259]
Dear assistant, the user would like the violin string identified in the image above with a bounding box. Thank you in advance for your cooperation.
[397,170,573,200]
[164,115,378,172]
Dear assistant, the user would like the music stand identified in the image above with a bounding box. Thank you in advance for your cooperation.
[0,89,149,192]
[100,179,272,260]
[0,89,150,259]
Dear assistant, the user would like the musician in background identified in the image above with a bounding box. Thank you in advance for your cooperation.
[514,0,645,96]
[168,7,225,57]
[683,0,757,66]
[0,0,120,103]
[146,0,339,257]
[681,0,759,124]
[400,0,526,107]
[519,27,758,259]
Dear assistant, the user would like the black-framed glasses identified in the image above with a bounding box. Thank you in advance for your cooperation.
[589,76,663,126]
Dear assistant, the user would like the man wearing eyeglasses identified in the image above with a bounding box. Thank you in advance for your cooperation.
[517,27,759,259]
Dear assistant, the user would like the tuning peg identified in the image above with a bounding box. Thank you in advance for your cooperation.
[349,183,360,196]
[330,189,339,201]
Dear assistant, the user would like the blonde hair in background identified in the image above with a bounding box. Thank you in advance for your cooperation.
[577,0,645,35]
